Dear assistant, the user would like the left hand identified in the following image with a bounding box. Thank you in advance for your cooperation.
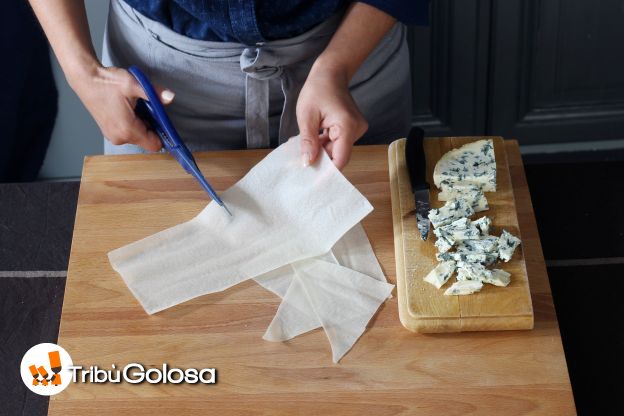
[296,64,368,170]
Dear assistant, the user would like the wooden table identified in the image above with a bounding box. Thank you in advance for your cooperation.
[50,141,576,415]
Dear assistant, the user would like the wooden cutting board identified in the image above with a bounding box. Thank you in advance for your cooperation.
[388,137,534,333]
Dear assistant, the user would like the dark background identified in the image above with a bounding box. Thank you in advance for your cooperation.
[408,0,624,145]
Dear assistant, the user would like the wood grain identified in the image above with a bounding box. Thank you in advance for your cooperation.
[50,142,575,415]
[389,137,534,333]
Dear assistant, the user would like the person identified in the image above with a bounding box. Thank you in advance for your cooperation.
[1,0,57,182]
[28,0,428,169]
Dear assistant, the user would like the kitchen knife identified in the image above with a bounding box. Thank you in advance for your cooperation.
[405,127,430,240]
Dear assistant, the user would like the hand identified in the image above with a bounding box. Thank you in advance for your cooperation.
[69,65,174,152]
[296,63,368,170]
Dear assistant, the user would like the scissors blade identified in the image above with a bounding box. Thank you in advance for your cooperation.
[221,203,233,217]
[128,65,231,216]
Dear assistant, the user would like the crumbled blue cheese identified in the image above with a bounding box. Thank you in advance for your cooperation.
[428,198,475,228]
[435,252,453,262]
[433,218,483,254]
[456,263,510,286]
[434,218,481,242]
[438,185,489,212]
[456,236,499,254]
[473,216,492,236]
[498,229,521,262]
[433,139,497,192]
[423,260,456,289]
[456,262,492,282]
[426,141,519,296]
[434,234,454,253]
[485,269,511,287]
[437,251,492,264]
[444,280,483,296]
[481,253,500,266]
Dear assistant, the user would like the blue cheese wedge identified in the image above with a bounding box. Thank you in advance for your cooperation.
[438,185,489,213]
[498,229,521,262]
[428,198,475,228]
[438,183,483,196]
[444,280,483,296]
[433,139,497,192]
[423,260,456,289]
[473,216,492,236]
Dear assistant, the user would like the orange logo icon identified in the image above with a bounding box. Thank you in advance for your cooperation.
[21,343,72,395]
[28,350,63,387]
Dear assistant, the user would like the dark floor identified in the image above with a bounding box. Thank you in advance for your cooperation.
[0,182,78,416]
[525,158,624,416]
[1,152,623,415]
[547,265,624,415]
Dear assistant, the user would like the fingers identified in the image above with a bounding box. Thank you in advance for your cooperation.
[128,116,163,152]
[300,110,367,170]
[114,69,170,151]
[323,131,353,170]
[319,128,330,146]
[104,114,162,152]
[326,109,368,143]
[79,67,171,153]
[104,87,162,152]
[297,110,322,167]
[321,110,367,169]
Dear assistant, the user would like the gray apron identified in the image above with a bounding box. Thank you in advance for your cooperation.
[102,0,412,155]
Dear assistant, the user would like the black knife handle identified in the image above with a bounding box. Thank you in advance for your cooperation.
[405,127,429,191]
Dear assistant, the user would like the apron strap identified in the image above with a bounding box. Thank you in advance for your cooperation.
[240,46,313,148]
[244,76,270,149]
[240,47,283,149]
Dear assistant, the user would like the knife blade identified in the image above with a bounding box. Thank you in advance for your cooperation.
[405,127,430,240]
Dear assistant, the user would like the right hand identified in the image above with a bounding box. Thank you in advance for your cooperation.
[69,65,175,152]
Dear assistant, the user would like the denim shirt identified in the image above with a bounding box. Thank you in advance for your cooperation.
[122,0,430,45]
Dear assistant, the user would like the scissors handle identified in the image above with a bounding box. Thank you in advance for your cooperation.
[128,67,179,148]
[127,66,228,210]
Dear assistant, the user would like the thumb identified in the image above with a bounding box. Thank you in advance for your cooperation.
[153,84,175,105]
[123,70,175,105]
[297,111,321,167]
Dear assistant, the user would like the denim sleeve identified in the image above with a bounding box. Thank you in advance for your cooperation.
[356,0,431,26]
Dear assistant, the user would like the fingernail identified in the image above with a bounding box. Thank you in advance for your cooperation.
[302,152,310,167]
[161,89,175,102]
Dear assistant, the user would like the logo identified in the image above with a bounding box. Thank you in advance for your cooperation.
[20,343,217,394]
[69,364,216,384]
[20,343,73,396]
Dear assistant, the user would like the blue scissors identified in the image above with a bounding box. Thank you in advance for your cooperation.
[128,65,232,216]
